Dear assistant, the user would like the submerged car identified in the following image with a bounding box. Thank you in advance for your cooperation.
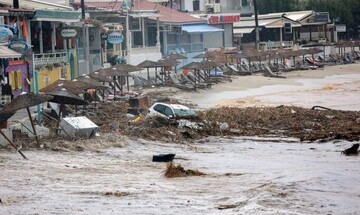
[148,102,197,119]
[148,102,202,129]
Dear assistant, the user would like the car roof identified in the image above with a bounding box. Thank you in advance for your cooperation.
[153,102,190,110]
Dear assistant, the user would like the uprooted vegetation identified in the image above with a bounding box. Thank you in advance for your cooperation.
[164,162,205,178]
[4,104,359,153]
[32,102,360,148]
[124,106,360,142]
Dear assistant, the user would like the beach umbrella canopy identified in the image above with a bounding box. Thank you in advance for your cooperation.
[307,47,323,55]
[0,110,16,124]
[40,79,90,94]
[75,76,109,90]
[199,60,221,69]
[166,53,187,60]
[137,60,158,68]
[181,61,201,70]
[3,93,53,112]
[89,71,113,82]
[193,52,215,59]
[157,58,180,67]
[46,88,88,105]
[98,64,142,76]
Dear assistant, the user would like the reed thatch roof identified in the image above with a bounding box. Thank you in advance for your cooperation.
[46,88,88,105]
[40,79,91,94]
[97,64,142,76]
[137,60,158,68]
[76,76,109,90]
[89,71,114,82]
[3,93,53,112]
[0,110,16,124]
[166,53,187,60]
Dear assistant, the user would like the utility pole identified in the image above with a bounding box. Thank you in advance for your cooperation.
[81,0,85,20]
[253,0,260,50]
[13,0,19,8]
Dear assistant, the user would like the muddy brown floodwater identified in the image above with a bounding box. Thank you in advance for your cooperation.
[1,137,359,215]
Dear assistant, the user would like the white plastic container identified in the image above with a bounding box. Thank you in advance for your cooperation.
[59,116,98,139]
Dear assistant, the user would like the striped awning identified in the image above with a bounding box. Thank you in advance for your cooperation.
[0,46,22,59]
[148,0,169,2]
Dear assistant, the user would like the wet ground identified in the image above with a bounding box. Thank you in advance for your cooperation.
[1,138,359,214]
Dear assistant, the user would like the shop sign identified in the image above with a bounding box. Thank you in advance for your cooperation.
[8,40,29,53]
[208,15,240,24]
[100,32,108,40]
[336,25,346,33]
[0,27,13,43]
[107,32,124,44]
[61,29,77,38]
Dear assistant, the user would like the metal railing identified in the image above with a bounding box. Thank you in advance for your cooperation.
[167,42,204,54]
[267,41,293,50]
[34,51,68,66]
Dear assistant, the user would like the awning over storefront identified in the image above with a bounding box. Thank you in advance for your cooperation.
[182,24,224,33]
[0,0,73,10]
[148,0,169,2]
[33,10,81,22]
[0,46,22,59]
[233,28,255,34]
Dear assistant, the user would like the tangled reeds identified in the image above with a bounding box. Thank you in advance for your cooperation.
[198,106,360,142]
[164,162,205,178]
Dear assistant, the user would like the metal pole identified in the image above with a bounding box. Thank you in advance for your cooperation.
[81,0,85,20]
[26,107,39,145]
[254,0,260,50]
[0,129,27,159]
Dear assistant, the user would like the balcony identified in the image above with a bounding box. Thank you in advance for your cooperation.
[34,51,68,66]
[167,42,204,54]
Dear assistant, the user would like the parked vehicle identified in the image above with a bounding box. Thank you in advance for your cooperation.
[148,102,197,119]
[148,102,202,129]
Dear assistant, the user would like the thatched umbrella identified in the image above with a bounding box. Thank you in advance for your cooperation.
[76,76,109,91]
[0,110,27,159]
[46,87,89,133]
[193,52,215,60]
[157,58,180,81]
[40,79,90,94]
[97,64,141,95]
[166,53,187,60]
[137,60,158,83]
[76,75,110,104]
[3,93,53,145]
[89,71,113,82]
[181,62,201,91]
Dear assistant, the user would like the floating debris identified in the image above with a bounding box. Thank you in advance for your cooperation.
[164,162,205,178]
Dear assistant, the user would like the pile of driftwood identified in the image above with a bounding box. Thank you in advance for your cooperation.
[198,106,360,142]
[87,103,360,142]
[126,106,360,142]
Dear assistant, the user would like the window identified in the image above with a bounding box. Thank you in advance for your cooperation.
[154,104,166,114]
[164,107,174,117]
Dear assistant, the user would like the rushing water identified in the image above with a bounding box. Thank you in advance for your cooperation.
[1,138,359,214]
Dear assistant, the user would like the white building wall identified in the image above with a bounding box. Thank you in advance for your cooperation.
[181,0,194,11]
[203,32,223,49]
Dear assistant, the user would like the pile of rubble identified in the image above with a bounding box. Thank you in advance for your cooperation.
[90,102,360,142]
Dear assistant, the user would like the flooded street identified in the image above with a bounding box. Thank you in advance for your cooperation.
[1,138,359,214]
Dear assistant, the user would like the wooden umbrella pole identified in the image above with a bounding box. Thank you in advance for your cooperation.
[0,129,27,159]
[126,76,130,92]
[26,107,39,145]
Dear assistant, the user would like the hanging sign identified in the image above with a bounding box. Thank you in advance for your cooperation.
[100,32,108,40]
[0,27,13,43]
[8,40,29,53]
[107,32,124,44]
[61,29,77,38]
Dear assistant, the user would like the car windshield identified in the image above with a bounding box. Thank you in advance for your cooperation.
[172,108,196,117]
